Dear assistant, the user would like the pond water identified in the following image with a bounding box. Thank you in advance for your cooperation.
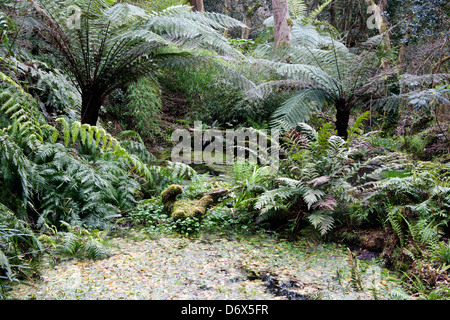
[9,231,406,300]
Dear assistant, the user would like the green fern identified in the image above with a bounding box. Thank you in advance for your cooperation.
[57,228,111,260]
[250,17,380,138]
[306,210,334,236]
[19,1,248,125]
[347,247,364,292]
[365,163,450,250]
[347,111,370,142]
[253,123,354,234]
[0,70,45,141]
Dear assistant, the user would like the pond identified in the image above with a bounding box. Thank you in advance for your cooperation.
[9,231,406,300]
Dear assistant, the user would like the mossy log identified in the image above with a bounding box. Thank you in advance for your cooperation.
[161,184,215,220]
[172,195,214,220]
[161,184,184,212]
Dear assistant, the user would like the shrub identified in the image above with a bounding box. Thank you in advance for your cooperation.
[253,123,355,235]
[361,162,450,255]
[0,204,42,298]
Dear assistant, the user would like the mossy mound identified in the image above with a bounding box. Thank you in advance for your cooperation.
[172,196,214,220]
[161,184,184,212]
[161,184,215,220]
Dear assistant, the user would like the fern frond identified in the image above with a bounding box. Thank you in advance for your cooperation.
[302,0,332,24]
[83,239,111,260]
[0,71,45,141]
[270,88,328,130]
[307,211,334,235]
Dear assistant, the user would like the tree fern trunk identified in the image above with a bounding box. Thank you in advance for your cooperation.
[335,100,350,140]
[81,90,103,126]
[190,0,204,12]
[272,0,292,47]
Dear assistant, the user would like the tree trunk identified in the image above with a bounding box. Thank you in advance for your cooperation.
[335,99,350,140]
[241,2,262,40]
[272,0,291,47]
[190,0,204,12]
[241,17,251,40]
[81,89,103,126]
[329,1,336,28]
[398,27,410,66]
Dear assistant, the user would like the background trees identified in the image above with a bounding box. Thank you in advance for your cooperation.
[190,0,203,12]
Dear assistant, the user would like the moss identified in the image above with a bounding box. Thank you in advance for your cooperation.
[286,17,293,26]
[161,184,184,211]
[161,185,215,220]
[171,195,214,220]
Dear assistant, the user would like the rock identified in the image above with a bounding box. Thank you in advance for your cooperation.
[197,189,229,201]
[172,196,215,220]
[161,184,184,212]
[161,184,215,220]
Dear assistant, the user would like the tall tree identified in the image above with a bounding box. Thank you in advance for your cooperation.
[272,0,291,46]
[253,21,380,138]
[190,0,204,12]
[365,0,391,68]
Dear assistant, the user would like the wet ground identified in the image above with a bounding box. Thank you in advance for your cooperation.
[9,231,406,300]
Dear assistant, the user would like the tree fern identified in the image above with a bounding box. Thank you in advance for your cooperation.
[17,1,247,125]
[249,17,381,138]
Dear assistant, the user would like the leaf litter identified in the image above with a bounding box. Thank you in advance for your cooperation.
[9,231,405,300]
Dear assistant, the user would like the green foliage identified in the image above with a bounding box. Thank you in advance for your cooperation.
[431,241,450,266]
[0,203,42,298]
[251,18,380,138]
[347,111,370,142]
[369,134,401,151]
[129,199,242,237]
[0,69,46,141]
[135,0,188,12]
[404,134,428,158]
[55,222,111,260]
[253,123,354,235]
[171,216,201,236]
[0,52,176,231]
[34,141,138,229]
[362,162,450,255]
[233,164,276,214]
[16,0,247,124]
[346,248,364,292]
[125,77,162,142]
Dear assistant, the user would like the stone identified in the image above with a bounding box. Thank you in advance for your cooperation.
[160,184,215,220]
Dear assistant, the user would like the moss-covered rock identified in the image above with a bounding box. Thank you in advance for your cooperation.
[161,184,184,212]
[161,184,215,220]
[172,195,214,220]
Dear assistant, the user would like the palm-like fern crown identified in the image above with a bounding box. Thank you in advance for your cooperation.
[24,1,246,99]
[250,13,379,130]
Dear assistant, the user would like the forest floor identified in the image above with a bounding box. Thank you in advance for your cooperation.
[9,230,406,300]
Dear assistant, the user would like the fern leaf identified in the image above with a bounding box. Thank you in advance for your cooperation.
[307,211,334,235]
